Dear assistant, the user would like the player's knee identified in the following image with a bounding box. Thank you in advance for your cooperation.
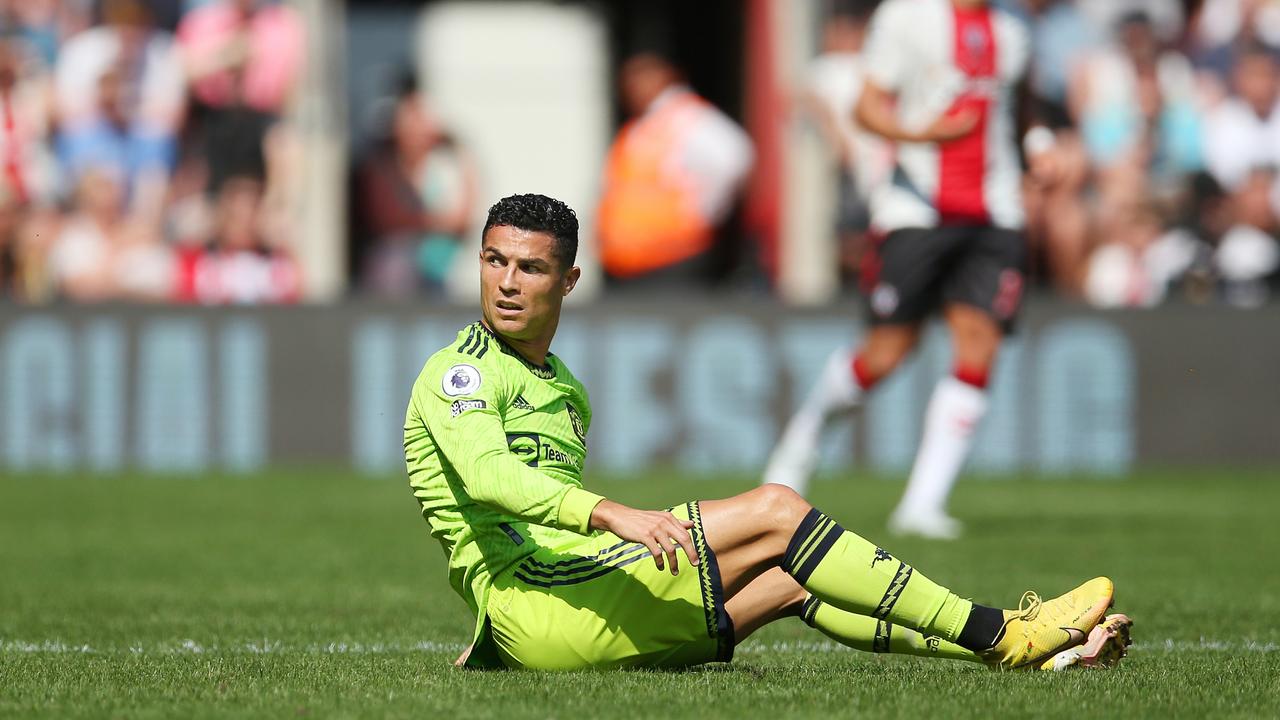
[753,483,812,533]
[950,316,1000,367]
[954,333,999,371]
[862,329,919,374]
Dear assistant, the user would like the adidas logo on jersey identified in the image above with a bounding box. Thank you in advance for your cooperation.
[512,394,534,411]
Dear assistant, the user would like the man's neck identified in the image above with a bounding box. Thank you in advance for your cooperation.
[952,0,986,9]
[481,320,553,367]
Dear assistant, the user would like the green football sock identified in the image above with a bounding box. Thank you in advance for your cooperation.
[800,595,981,663]
[781,508,972,643]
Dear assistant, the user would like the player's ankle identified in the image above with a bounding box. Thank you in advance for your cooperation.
[955,604,1005,651]
[852,353,882,391]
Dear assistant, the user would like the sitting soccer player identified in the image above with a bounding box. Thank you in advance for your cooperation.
[404,194,1132,671]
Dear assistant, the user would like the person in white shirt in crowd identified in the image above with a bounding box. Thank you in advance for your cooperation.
[1202,42,1280,306]
[1082,201,1203,308]
[54,0,183,135]
[54,0,183,220]
[49,165,174,301]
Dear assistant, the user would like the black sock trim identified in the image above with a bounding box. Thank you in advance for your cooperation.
[783,508,848,586]
[782,508,824,572]
[801,595,823,627]
[955,604,1005,652]
[790,521,844,585]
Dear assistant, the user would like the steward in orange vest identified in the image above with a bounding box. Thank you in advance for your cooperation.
[598,54,754,282]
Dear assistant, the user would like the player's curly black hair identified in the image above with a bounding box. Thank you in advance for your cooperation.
[482,194,579,270]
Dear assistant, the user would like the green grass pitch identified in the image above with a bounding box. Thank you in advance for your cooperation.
[3,469,1278,718]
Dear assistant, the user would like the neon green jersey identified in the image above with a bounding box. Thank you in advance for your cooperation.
[404,321,605,642]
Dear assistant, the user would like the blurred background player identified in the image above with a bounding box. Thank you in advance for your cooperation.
[596,52,754,290]
[766,0,1052,540]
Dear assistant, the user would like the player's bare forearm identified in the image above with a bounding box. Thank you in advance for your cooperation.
[589,499,700,575]
[855,82,978,144]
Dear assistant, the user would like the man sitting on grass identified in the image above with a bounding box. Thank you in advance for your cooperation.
[403,193,1132,671]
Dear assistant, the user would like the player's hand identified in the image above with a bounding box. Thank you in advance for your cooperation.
[916,109,980,143]
[453,643,473,667]
[1027,147,1063,186]
[589,500,700,575]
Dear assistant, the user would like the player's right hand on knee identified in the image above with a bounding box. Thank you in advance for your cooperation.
[589,500,700,575]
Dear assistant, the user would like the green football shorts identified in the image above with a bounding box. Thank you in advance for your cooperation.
[479,501,734,670]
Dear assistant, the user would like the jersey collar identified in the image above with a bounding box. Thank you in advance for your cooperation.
[474,322,557,380]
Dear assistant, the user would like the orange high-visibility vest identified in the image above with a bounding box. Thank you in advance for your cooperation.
[598,92,715,278]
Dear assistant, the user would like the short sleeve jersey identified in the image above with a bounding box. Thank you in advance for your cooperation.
[861,0,1030,231]
[404,322,603,642]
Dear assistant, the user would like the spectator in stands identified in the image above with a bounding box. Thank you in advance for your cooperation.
[1078,11,1203,188]
[1204,44,1280,193]
[58,62,175,218]
[596,52,754,289]
[0,30,57,209]
[1192,0,1280,102]
[55,0,182,218]
[55,0,183,133]
[1071,11,1203,300]
[48,166,175,301]
[1017,0,1097,294]
[352,73,477,297]
[1202,44,1280,306]
[177,174,300,304]
[178,0,303,118]
[1076,0,1184,46]
[1018,0,1099,129]
[177,0,304,197]
[1083,201,1202,308]
[0,0,89,67]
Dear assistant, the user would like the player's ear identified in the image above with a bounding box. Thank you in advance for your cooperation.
[563,265,581,296]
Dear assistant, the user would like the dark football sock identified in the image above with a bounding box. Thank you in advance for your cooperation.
[954,603,1006,652]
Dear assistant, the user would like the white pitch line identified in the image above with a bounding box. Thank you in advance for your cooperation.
[0,639,469,655]
[2,638,1276,655]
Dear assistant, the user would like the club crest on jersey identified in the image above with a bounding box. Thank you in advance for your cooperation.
[442,364,481,397]
[871,283,899,317]
[964,25,987,54]
[566,402,586,442]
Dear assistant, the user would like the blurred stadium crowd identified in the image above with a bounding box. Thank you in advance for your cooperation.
[0,0,303,304]
[1,0,1279,307]
[800,0,1280,308]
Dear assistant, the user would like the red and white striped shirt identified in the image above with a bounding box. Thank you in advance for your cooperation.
[862,0,1029,231]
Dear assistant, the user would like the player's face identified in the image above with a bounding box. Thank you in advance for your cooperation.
[479,225,580,343]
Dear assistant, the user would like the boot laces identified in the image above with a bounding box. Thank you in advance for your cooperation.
[1016,591,1042,622]
[998,590,1043,641]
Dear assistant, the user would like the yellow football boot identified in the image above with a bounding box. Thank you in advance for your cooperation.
[980,576,1114,670]
[1038,613,1134,671]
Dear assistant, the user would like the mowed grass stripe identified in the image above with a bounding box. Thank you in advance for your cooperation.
[2,470,1278,719]
[2,638,1278,655]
